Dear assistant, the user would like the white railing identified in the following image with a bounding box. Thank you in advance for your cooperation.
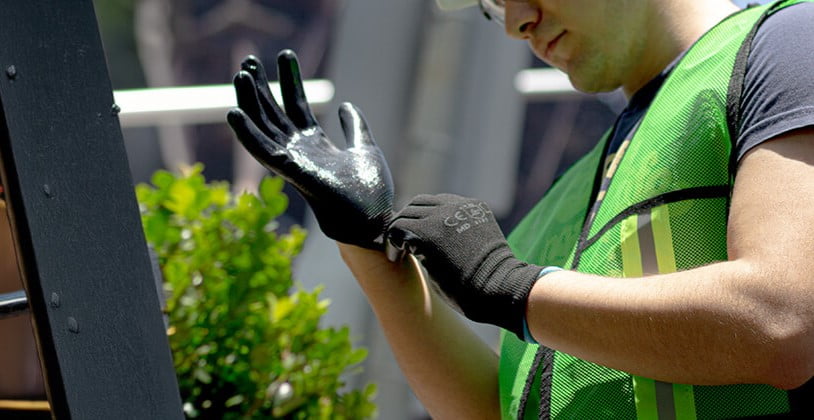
[114,80,335,128]
[513,67,580,100]
[113,70,578,128]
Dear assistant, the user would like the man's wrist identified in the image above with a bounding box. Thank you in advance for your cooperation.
[521,266,563,344]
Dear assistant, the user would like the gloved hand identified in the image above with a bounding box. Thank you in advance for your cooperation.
[227,50,394,250]
[387,194,543,338]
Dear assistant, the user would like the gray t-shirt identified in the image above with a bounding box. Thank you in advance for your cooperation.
[606,3,814,162]
[735,2,814,160]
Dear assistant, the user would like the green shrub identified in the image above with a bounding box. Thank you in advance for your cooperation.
[136,164,376,419]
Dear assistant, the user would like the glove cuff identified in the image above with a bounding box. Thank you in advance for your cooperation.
[471,248,547,338]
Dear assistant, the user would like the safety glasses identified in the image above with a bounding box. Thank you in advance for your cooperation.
[478,0,506,27]
[436,0,506,27]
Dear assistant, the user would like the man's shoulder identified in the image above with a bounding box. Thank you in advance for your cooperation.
[735,1,814,161]
[755,1,814,42]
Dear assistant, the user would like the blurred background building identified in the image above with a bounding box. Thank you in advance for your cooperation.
[0,0,766,418]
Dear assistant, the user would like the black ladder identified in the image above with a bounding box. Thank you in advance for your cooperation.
[0,0,183,418]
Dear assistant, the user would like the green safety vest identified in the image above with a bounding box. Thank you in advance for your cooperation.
[500,1,813,419]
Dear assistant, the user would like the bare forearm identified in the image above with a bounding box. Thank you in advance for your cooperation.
[337,243,500,419]
[526,259,812,389]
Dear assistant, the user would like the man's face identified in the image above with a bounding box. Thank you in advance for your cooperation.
[505,0,650,93]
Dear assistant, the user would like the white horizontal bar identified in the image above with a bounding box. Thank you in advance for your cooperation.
[514,68,580,100]
[114,80,335,128]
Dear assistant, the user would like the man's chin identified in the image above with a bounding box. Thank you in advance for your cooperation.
[568,72,621,95]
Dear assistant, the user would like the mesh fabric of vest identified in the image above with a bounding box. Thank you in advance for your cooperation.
[500,1,811,418]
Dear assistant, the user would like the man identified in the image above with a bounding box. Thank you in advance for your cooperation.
[228,0,814,418]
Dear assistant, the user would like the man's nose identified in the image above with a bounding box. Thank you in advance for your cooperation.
[505,1,539,39]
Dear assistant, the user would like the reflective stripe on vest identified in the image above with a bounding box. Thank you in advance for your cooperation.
[621,207,696,420]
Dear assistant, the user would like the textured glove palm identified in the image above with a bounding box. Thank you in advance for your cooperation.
[387,194,542,338]
[227,50,394,250]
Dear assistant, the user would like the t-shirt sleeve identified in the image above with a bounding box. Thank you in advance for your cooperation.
[736,2,814,161]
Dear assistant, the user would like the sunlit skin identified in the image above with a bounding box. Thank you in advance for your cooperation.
[504,0,740,97]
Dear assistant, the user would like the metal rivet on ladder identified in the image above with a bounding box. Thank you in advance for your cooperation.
[67,317,79,333]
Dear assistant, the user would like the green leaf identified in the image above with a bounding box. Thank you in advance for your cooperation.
[259,176,289,217]
[258,176,283,203]
[151,169,175,189]
[137,164,375,419]
[224,395,245,407]
[193,367,212,384]
[142,210,169,244]
[165,180,196,216]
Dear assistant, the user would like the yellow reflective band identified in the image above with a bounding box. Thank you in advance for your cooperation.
[623,209,697,420]
[605,138,632,179]
[633,376,659,420]
[651,205,678,274]
[620,214,643,278]
[652,205,698,418]
[622,215,660,419]
[673,384,697,420]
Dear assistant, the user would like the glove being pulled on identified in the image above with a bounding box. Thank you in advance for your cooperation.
[227,50,394,250]
[387,194,543,338]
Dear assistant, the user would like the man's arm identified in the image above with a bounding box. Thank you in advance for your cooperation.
[227,50,501,417]
[337,244,501,419]
[526,126,814,389]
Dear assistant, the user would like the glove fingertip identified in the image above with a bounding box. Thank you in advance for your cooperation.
[338,102,366,125]
[337,101,352,116]
[233,70,255,90]
[277,50,301,79]
[277,49,318,129]
[338,102,376,148]
[277,49,298,63]
[226,108,246,126]
[241,55,262,72]
[337,103,354,146]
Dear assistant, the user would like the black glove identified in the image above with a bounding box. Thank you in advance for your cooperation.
[387,194,543,338]
[227,50,394,250]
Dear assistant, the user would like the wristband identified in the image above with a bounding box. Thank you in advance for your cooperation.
[521,266,563,344]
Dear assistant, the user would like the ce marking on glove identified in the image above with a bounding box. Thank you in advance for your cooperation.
[444,202,492,234]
